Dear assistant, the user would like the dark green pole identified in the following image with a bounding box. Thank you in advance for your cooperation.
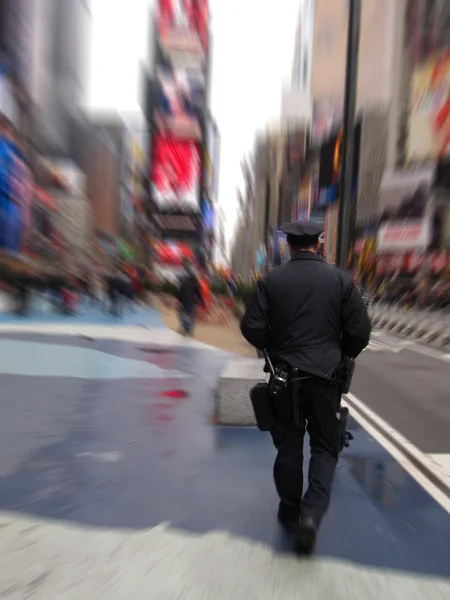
[336,0,362,269]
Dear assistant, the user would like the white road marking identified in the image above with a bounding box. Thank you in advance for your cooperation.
[428,455,450,481]
[343,393,450,514]
[75,452,124,463]
[364,338,411,353]
[372,330,450,363]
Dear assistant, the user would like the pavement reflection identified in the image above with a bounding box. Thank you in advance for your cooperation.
[0,325,449,582]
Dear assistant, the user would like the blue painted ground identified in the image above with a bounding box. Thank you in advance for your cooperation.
[0,307,449,581]
[0,300,164,327]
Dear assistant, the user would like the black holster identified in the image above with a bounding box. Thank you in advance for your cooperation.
[250,383,275,431]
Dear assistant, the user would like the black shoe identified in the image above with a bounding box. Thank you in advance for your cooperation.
[277,503,300,533]
[294,517,317,555]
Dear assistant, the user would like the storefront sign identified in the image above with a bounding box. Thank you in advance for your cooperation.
[377,218,432,253]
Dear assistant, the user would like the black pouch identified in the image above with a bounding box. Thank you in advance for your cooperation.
[250,382,274,431]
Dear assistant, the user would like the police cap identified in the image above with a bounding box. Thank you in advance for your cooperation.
[280,220,325,246]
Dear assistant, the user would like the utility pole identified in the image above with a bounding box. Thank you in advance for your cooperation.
[335,0,362,269]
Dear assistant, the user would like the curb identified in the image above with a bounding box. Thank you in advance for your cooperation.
[344,393,450,500]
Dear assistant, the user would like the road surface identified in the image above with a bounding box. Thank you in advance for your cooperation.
[0,307,449,598]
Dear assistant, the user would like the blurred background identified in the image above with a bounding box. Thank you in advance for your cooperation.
[0,0,449,314]
[230,0,450,311]
[0,1,450,595]
[0,0,226,313]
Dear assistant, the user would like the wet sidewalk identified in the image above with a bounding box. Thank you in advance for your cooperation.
[0,308,449,597]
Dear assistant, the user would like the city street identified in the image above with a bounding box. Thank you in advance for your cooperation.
[352,331,450,458]
[0,309,450,597]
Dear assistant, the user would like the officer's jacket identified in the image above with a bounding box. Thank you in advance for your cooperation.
[240,252,371,380]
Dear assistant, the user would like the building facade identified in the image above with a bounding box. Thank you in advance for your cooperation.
[31,0,90,157]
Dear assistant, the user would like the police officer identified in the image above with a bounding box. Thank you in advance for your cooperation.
[240,220,371,555]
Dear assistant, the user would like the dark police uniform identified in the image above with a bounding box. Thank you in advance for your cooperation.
[240,220,371,554]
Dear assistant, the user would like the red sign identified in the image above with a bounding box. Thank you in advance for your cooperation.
[151,135,201,209]
[157,0,208,53]
[154,241,195,265]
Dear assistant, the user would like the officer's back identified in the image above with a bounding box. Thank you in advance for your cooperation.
[248,252,369,381]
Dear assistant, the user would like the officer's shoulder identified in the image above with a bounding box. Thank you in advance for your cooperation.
[323,263,356,289]
[265,262,292,282]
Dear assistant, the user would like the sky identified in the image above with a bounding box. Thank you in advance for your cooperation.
[88,0,301,243]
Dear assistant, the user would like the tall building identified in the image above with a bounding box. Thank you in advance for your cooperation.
[230,126,287,278]
[296,0,450,275]
[291,0,315,94]
[146,0,213,275]
[310,0,399,107]
[85,127,119,239]
[27,0,92,263]
[290,1,401,252]
[31,0,91,158]
[0,0,35,157]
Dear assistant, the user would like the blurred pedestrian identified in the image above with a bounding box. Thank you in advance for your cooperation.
[176,262,203,336]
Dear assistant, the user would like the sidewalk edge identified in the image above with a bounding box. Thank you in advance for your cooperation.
[344,393,450,503]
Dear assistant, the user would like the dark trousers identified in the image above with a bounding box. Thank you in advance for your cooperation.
[270,379,341,527]
[179,304,196,334]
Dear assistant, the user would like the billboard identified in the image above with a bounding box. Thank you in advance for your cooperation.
[151,135,201,209]
[155,65,205,139]
[377,170,434,254]
[0,134,32,251]
[377,218,432,253]
[378,169,433,219]
[408,55,450,162]
[157,0,209,55]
